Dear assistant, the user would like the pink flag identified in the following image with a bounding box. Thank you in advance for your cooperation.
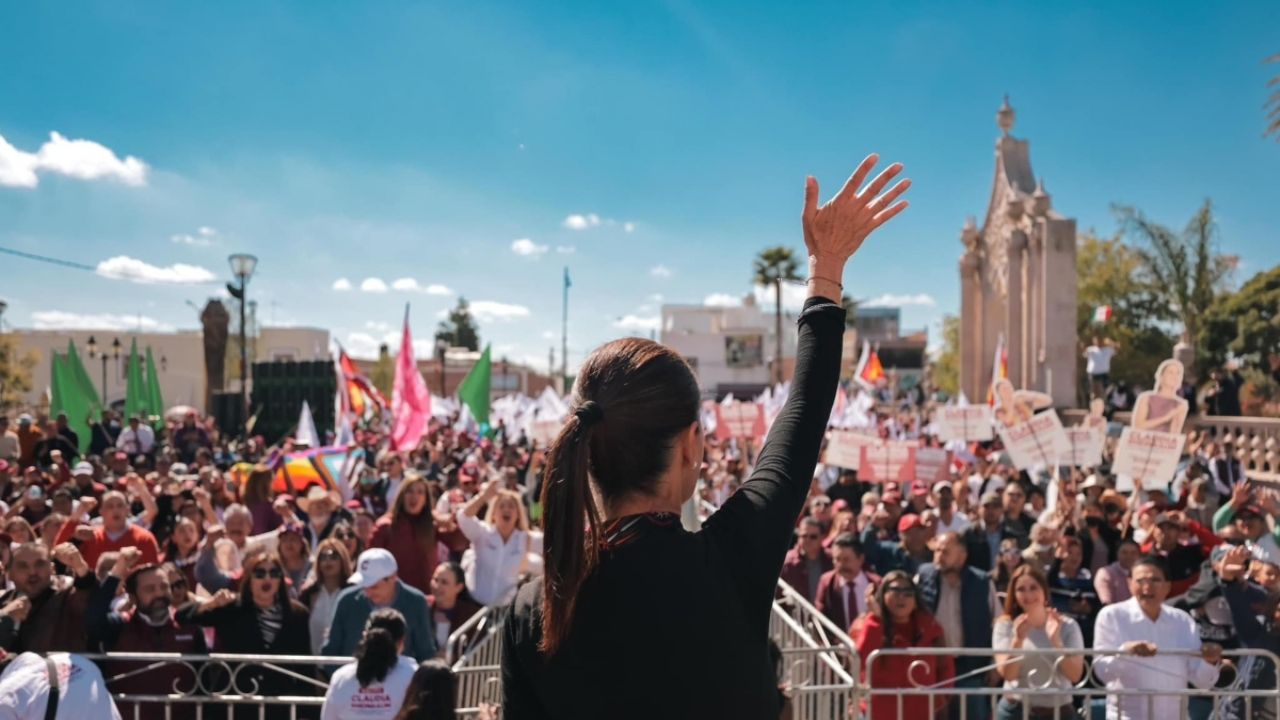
[390,306,432,452]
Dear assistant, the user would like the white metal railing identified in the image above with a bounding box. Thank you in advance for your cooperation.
[860,646,1280,720]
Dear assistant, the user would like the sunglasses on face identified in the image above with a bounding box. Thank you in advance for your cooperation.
[885,585,915,596]
[252,567,284,580]
[318,551,341,561]
[171,579,188,590]
[333,531,355,540]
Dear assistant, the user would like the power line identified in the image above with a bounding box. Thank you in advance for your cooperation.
[0,243,98,272]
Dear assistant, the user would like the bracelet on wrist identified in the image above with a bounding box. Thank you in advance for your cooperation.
[806,276,843,290]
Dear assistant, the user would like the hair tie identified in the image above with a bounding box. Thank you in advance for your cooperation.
[575,400,604,428]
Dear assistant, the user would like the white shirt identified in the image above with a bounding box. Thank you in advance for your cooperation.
[309,585,345,655]
[322,656,417,720]
[0,430,18,461]
[1085,345,1116,375]
[836,572,872,622]
[1092,598,1219,720]
[0,652,121,720]
[933,510,971,536]
[456,509,544,606]
[115,424,156,455]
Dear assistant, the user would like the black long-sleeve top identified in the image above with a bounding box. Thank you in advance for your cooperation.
[502,296,845,720]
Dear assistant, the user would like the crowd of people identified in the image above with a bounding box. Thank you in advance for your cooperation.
[0,405,541,719]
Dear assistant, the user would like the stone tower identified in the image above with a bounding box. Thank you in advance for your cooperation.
[959,98,1078,407]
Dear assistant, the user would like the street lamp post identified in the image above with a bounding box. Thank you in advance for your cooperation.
[501,357,509,396]
[435,339,448,395]
[228,253,258,440]
[87,336,122,405]
[0,299,7,332]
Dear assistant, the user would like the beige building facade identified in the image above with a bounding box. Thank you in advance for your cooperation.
[959,98,1078,406]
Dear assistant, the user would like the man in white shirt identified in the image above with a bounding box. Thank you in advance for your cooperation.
[0,651,121,719]
[927,481,970,536]
[1092,556,1221,720]
[0,417,19,463]
[1084,337,1118,398]
[115,416,155,457]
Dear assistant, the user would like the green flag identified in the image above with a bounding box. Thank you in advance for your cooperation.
[66,341,103,414]
[125,338,148,420]
[457,344,492,432]
[62,342,101,454]
[50,352,66,417]
[145,346,165,423]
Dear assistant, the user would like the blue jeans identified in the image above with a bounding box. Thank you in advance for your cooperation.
[996,699,1075,720]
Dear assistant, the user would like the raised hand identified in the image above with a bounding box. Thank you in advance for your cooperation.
[1219,544,1250,582]
[51,542,90,577]
[802,155,910,269]
[1045,608,1064,646]
[202,588,237,611]
[113,546,143,578]
[0,597,31,622]
[1231,481,1251,509]
[1012,613,1031,642]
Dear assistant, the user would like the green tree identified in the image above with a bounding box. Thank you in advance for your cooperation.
[0,336,37,410]
[434,297,480,351]
[840,294,859,329]
[931,314,960,398]
[1267,52,1280,141]
[370,343,394,398]
[1076,231,1175,388]
[1113,200,1237,374]
[752,246,800,384]
[1199,264,1280,368]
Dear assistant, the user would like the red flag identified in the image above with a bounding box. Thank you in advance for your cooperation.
[390,307,432,452]
[854,341,886,391]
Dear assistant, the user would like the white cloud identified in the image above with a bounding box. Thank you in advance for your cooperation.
[753,282,809,312]
[360,277,389,293]
[623,222,636,233]
[171,226,218,246]
[704,293,742,307]
[95,256,217,285]
[364,320,394,334]
[614,314,661,333]
[332,278,353,291]
[0,135,39,188]
[562,213,601,230]
[387,277,453,295]
[0,131,149,188]
[31,310,175,332]
[541,330,556,340]
[650,265,672,278]
[511,238,549,257]
[343,332,381,359]
[555,245,576,254]
[649,293,664,303]
[470,300,531,323]
[862,293,937,308]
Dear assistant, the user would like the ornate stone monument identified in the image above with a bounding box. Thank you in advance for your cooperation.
[959,98,1078,407]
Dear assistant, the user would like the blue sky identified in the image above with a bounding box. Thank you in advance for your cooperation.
[2,1,1277,372]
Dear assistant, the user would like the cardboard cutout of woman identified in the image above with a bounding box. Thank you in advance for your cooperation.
[1131,359,1189,435]
[992,379,1053,429]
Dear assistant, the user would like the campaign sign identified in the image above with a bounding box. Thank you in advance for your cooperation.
[715,402,766,442]
[915,447,951,484]
[825,429,877,470]
[1113,428,1184,486]
[935,406,995,442]
[859,441,917,484]
[997,411,1071,470]
[1063,426,1104,468]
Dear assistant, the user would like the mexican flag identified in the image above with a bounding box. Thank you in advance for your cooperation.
[1093,305,1113,324]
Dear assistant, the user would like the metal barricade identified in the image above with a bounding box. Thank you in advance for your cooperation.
[859,646,1280,720]
[448,605,506,717]
[81,651,351,720]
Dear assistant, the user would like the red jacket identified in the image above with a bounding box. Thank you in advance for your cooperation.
[370,515,439,596]
[814,570,881,632]
[854,611,954,720]
[779,547,833,602]
[56,521,160,571]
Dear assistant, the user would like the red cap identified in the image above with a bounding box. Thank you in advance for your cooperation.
[898,513,924,533]
[910,483,929,497]
[831,499,851,514]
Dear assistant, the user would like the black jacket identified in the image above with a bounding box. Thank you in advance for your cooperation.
[502,297,845,720]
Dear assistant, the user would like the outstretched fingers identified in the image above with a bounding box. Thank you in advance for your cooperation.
[834,154,880,204]
[804,175,820,220]
[857,162,904,202]
[870,200,909,229]
[868,178,911,212]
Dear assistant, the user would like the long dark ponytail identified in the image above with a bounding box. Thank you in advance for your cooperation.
[355,608,407,687]
[393,659,456,720]
[539,338,700,655]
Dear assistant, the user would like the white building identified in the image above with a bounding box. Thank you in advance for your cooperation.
[8,326,330,410]
[660,294,800,398]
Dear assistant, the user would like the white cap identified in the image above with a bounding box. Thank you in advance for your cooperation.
[71,461,95,477]
[348,548,398,588]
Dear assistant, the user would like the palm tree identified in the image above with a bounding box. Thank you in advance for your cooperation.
[1267,53,1280,141]
[1113,200,1236,373]
[752,247,800,384]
